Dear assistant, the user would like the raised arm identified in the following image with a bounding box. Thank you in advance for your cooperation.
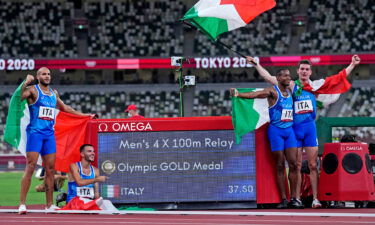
[230,87,273,99]
[54,90,91,117]
[21,75,37,102]
[69,163,107,187]
[345,55,360,76]
[247,56,278,85]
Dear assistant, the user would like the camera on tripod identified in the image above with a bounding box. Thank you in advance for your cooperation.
[184,75,196,86]
[171,56,185,66]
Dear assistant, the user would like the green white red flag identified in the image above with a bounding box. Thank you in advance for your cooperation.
[182,0,276,40]
[4,82,92,172]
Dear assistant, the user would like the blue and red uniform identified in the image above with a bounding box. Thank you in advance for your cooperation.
[26,85,57,156]
[267,85,297,151]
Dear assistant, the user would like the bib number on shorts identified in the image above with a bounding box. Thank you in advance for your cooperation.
[281,109,293,122]
[76,187,94,199]
[294,100,313,114]
[38,106,55,120]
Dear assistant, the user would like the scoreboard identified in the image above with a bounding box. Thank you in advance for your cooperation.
[91,117,257,204]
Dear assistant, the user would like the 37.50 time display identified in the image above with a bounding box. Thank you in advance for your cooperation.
[0,59,35,70]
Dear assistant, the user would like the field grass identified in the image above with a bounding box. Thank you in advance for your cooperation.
[0,171,67,206]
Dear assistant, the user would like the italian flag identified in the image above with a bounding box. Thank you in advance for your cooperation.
[182,0,276,40]
[4,82,93,172]
[232,88,269,144]
[232,70,351,143]
[299,69,351,107]
[61,197,118,211]
[102,185,120,198]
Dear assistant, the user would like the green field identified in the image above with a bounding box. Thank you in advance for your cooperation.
[0,172,67,206]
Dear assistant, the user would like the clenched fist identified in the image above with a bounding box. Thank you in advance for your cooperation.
[352,55,360,66]
[25,74,34,85]
[230,88,239,97]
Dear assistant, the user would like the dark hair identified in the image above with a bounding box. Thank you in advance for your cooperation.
[276,68,289,77]
[340,134,357,143]
[80,144,94,152]
[298,60,311,68]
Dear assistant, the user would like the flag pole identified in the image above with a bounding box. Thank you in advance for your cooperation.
[215,39,246,58]
[181,21,257,65]
[176,60,184,117]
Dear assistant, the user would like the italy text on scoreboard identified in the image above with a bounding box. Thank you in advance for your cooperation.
[88,117,256,204]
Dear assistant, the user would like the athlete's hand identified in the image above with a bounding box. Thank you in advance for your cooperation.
[96,176,108,182]
[230,88,239,97]
[246,56,257,66]
[351,55,360,66]
[25,74,34,85]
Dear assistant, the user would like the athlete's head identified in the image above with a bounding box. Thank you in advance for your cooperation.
[276,69,291,87]
[297,60,312,82]
[80,144,95,163]
[36,67,51,86]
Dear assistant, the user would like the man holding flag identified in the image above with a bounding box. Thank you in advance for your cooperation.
[246,55,361,208]
[230,69,302,209]
[16,67,93,214]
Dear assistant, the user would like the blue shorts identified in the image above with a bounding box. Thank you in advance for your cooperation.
[267,124,297,152]
[26,132,56,156]
[293,120,318,148]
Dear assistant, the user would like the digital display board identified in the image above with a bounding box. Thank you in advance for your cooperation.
[98,130,256,203]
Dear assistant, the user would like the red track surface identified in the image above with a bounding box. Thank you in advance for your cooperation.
[1,208,375,225]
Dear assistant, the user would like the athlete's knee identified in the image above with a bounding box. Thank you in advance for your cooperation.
[296,160,302,171]
[288,161,298,172]
[275,162,285,172]
[25,161,37,172]
[309,161,318,171]
[44,165,55,176]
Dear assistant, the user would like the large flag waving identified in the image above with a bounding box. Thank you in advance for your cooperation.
[4,82,92,172]
[296,69,351,107]
[182,0,276,41]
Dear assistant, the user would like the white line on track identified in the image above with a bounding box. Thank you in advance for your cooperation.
[1,219,375,225]
[1,209,375,217]
[1,216,375,224]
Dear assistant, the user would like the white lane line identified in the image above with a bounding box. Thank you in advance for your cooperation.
[1,217,375,224]
[0,209,375,217]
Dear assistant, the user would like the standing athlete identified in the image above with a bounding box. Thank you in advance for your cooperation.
[230,69,301,208]
[19,67,93,214]
[247,55,360,208]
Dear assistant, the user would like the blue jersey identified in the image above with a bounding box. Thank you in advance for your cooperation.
[269,85,293,128]
[292,84,317,124]
[67,162,95,202]
[26,85,57,136]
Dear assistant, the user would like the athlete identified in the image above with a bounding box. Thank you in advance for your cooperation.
[230,69,301,208]
[66,144,107,203]
[19,67,93,214]
[246,55,361,208]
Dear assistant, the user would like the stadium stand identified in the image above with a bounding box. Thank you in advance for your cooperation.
[338,87,375,117]
[300,0,375,53]
[59,90,181,119]
[84,0,185,57]
[332,87,375,143]
[0,0,77,58]
[1,0,374,57]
